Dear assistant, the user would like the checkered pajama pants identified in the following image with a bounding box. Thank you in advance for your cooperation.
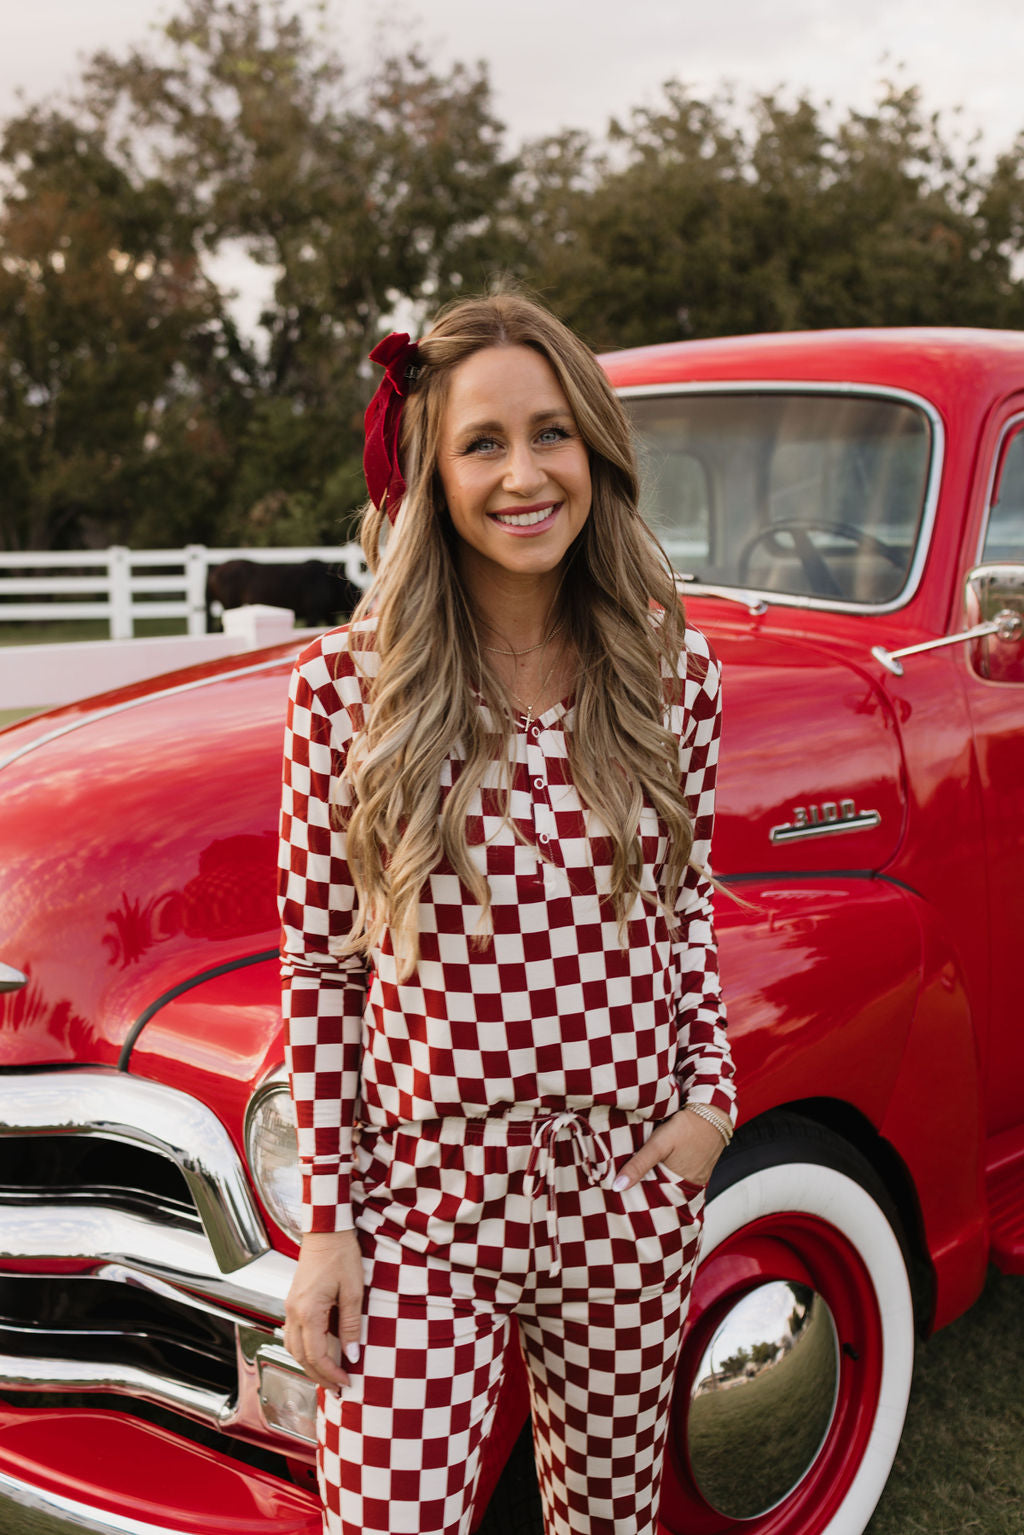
[317,1107,706,1535]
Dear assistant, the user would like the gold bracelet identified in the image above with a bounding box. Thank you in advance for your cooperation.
[684,1101,733,1146]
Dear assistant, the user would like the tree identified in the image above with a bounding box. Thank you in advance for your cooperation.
[512,82,1024,350]
[79,0,519,546]
[0,0,520,550]
[0,108,244,550]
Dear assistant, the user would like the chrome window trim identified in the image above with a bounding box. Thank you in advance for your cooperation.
[616,379,945,616]
[975,409,1024,567]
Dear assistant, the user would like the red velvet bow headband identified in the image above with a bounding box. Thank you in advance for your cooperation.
[363,332,422,522]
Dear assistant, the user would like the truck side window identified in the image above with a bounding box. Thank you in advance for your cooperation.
[984,424,1024,563]
[637,444,712,570]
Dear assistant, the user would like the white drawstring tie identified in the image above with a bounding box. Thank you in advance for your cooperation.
[524,1110,615,1276]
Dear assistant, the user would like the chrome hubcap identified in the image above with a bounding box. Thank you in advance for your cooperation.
[687,1280,840,1519]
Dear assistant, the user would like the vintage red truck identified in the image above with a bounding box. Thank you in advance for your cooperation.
[1,327,1023,1535]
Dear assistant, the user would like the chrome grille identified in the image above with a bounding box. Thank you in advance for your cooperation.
[1,1134,203,1232]
[0,1068,310,1462]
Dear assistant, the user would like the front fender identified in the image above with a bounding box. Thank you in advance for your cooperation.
[717,875,986,1327]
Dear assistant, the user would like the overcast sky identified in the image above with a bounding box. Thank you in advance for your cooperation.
[3,0,1022,155]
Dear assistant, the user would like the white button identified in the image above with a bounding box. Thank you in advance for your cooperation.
[533,777,545,790]
[530,726,540,739]
[539,832,550,845]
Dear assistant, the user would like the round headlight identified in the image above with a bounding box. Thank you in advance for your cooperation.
[245,1076,302,1243]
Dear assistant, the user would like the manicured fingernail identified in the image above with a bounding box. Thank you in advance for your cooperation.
[612,1174,629,1192]
[344,1343,360,1364]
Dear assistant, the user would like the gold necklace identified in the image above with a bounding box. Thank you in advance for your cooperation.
[482,622,563,658]
[508,635,566,730]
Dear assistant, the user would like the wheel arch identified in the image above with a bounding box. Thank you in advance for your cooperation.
[722,1099,934,1332]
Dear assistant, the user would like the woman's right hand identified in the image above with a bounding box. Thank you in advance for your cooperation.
[284,1228,365,1390]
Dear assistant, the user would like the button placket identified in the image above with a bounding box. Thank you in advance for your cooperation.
[526,728,557,865]
[530,729,566,889]
[517,724,542,881]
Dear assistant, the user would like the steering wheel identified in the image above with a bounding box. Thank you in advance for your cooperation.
[737,518,904,598]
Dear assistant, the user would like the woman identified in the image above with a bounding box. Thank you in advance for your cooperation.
[278,292,736,1535]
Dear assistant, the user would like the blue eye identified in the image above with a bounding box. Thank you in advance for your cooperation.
[464,436,498,454]
[538,425,571,444]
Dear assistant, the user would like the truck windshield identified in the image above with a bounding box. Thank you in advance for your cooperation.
[626,390,933,605]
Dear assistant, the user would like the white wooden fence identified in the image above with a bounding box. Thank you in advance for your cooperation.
[0,605,318,712]
[0,544,369,639]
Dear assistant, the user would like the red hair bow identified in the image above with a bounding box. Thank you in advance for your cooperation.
[363,332,421,521]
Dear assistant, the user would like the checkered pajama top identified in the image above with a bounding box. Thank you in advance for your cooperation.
[278,619,736,1234]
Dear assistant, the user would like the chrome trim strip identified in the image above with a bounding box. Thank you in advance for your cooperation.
[0,1264,308,1443]
[674,577,768,614]
[617,379,945,616]
[0,1470,229,1535]
[0,653,293,774]
[769,811,882,845]
[0,1070,268,1272]
[0,1209,294,1319]
[0,1353,233,1426]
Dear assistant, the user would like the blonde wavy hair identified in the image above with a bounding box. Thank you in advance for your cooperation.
[337,292,695,975]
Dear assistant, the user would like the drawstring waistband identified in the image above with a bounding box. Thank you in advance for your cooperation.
[359,1101,671,1277]
[524,1110,615,1276]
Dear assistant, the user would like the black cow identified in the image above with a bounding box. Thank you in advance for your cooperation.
[205,559,362,631]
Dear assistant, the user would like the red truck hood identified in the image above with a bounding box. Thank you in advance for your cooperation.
[0,630,903,1069]
[0,651,295,1070]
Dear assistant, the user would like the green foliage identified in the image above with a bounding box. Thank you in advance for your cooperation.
[0,0,517,550]
[513,82,1024,349]
[1,4,1023,552]
[0,107,236,549]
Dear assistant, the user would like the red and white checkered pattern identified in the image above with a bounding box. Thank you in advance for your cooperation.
[318,1109,705,1535]
[278,618,735,1235]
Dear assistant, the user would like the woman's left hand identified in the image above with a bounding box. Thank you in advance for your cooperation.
[613,1107,727,1192]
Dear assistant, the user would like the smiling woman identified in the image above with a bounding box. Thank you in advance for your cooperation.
[438,345,593,599]
[276,290,737,1535]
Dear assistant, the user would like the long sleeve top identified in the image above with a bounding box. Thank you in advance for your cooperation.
[278,619,736,1234]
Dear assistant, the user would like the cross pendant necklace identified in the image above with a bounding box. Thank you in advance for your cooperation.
[509,636,564,732]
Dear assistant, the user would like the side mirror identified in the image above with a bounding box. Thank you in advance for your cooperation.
[871,563,1023,676]
[965,563,1024,683]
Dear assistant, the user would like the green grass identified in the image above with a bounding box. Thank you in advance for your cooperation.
[866,1266,1024,1534]
[0,617,188,647]
[0,708,42,729]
